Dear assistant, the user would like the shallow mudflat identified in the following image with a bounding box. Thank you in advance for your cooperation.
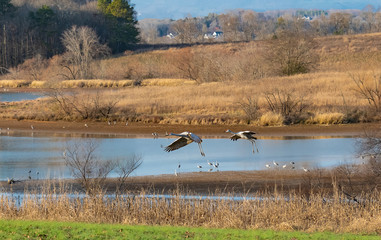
[0,119,375,137]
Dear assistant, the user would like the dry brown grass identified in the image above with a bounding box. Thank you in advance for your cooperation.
[0,80,30,88]
[2,33,381,124]
[0,73,373,123]
[1,175,380,233]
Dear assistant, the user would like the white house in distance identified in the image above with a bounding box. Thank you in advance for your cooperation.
[204,28,223,39]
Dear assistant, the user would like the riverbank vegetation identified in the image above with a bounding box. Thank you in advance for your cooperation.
[1,164,381,234]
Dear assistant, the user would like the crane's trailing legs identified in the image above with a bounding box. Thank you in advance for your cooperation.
[226,129,259,154]
[250,139,259,153]
[198,142,205,157]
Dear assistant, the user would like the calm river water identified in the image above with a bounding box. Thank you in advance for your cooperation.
[0,92,44,102]
[0,92,363,181]
[0,131,362,181]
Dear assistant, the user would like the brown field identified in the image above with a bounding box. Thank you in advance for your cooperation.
[1,33,381,125]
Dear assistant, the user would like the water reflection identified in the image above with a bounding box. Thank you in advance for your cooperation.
[0,131,362,181]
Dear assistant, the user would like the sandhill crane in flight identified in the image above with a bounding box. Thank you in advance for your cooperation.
[164,132,205,156]
[7,178,20,184]
[225,130,259,154]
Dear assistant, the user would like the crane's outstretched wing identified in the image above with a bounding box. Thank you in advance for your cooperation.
[164,137,193,152]
[242,131,257,139]
[230,135,240,141]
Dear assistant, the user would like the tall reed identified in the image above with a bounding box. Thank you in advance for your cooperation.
[1,181,380,233]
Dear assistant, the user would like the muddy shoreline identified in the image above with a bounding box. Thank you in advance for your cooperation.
[0,119,376,138]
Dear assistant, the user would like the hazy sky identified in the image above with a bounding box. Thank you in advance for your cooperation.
[132,0,381,19]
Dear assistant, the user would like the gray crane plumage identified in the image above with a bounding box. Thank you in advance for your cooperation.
[164,132,205,156]
[226,129,259,154]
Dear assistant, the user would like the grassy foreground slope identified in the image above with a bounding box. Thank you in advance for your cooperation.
[0,219,378,240]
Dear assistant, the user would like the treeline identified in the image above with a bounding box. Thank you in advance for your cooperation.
[139,5,381,44]
[0,0,139,72]
[2,0,381,75]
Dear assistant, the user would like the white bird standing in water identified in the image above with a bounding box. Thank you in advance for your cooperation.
[164,132,205,156]
[214,160,219,168]
[225,130,259,154]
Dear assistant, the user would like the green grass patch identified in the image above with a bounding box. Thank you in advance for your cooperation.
[0,219,379,240]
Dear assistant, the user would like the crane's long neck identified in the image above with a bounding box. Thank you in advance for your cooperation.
[227,129,236,134]
[170,132,188,137]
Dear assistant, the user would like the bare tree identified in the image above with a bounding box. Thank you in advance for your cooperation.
[357,128,381,191]
[241,10,258,41]
[219,12,242,42]
[114,154,143,196]
[350,72,381,113]
[63,139,115,195]
[265,29,319,76]
[171,17,202,44]
[61,25,110,79]
[329,12,352,35]
[172,47,201,83]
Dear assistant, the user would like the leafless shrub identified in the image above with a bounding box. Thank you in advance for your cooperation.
[237,97,260,124]
[45,88,75,118]
[359,128,381,178]
[350,72,381,114]
[114,154,143,196]
[46,88,120,120]
[171,48,201,83]
[334,163,358,193]
[264,88,309,124]
[302,168,328,193]
[19,54,48,81]
[63,139,115,195]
